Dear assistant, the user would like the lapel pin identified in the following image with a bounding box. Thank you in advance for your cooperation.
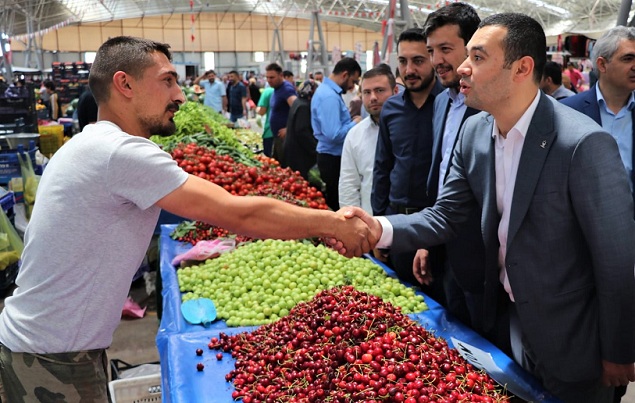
[540,140,547,149]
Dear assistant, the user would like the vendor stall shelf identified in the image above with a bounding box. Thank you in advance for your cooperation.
[51,62,91,106]
[156,225,561,403]
[0,82,38,134]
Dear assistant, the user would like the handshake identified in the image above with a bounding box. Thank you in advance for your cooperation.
[326,207,383,258]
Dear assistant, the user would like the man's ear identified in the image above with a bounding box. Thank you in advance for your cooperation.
[513,56,535,83]
[596,57,608,74]
[112,71,134,98]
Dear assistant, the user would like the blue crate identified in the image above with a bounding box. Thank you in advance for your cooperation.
[0,188,15,224]
[0,188,14,212]
[0,147,38,184]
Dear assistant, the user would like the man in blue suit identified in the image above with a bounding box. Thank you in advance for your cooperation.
[561,26,635,206]
[414,2,498,344]
[560,25,635,403]
[345,13,635,402]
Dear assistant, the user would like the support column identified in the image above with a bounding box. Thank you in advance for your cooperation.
[306,11,329,80]
[381,0,414,64]
[269,27,286,66]
[617,0,633,26]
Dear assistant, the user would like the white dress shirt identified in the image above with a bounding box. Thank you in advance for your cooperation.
[495,91,541,301]
[338,116,379,214]
[377,91,542,303]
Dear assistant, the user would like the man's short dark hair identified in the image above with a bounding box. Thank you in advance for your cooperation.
[89,36,172,105]
[282,70,294,78]
[423,2,480,44]
[543,61,563,86]
[362,63,396,89]
[206,69,216,75]
[228,70,239,76]
[397,28,427,48]
[479,13,546,84]
[331,57,362,76]
[44,81,56,91]
[265,63,282,74]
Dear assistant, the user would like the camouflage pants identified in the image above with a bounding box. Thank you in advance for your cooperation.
[0,343,109,403]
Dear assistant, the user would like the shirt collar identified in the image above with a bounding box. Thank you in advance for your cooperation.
[491,90,541,139]
[596,83,635,112]
[448,87,465,107]
[324,77,343,95]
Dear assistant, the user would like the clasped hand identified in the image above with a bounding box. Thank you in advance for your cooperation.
[325,207,382,258]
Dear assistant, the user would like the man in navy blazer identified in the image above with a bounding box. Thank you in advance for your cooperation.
[560,25,635,403]
[345,13,635,402]
[561,26,635,206]
[416,2,501,346]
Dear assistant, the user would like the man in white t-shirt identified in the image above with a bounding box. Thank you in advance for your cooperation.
[339,64,398,214]
[194,69,226,113]
[0,36,375,401]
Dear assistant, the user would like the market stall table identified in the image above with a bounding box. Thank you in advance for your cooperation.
[156,225,560,403]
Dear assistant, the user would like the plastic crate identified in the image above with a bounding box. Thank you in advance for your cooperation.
[38,124,64,155]
[0,147,37,184]
[108,374,162,403]
[0,188,15,224]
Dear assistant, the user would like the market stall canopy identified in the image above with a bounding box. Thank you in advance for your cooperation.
[0,0,631,39]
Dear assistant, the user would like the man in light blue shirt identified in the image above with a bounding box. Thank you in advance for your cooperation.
[560,25,635,403]
[194,70,226,113]
[311,57,362,210]
[561,26,635,197]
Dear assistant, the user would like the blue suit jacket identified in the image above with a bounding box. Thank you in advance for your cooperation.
[427,90,483,292]
[560,85,635,205]
[388,93,635,382]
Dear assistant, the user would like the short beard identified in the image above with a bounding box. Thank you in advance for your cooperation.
[144,104,179,137]
[444,76,461,90]
[406,68,435,93]
[147,119,177,137]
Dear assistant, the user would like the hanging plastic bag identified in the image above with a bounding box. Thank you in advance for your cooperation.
[0,207,23,271]
[17,152,40,220]
[171,238,236,267]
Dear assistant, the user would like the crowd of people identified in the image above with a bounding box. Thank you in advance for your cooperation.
[0,4,633,403]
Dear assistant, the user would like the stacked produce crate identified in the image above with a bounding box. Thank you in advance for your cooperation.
[51,61,91,106]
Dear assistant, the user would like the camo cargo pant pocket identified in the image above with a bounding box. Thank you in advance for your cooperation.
[0,342,108,403]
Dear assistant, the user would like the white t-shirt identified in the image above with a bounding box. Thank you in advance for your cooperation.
[0,121,188,353]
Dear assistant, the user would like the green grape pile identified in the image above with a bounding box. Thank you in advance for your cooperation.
[177,239,427,327]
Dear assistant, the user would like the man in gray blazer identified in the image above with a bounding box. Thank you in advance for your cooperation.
[343,13,635,402]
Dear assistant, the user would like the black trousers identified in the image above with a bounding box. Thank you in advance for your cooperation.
[317,153,341,211]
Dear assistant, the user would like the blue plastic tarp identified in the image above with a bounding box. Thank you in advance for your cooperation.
[156,224,560,402]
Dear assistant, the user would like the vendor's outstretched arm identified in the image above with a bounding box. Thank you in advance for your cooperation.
[157,175,376,258]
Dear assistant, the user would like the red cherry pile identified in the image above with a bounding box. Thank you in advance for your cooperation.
[171,143,327,209]
[171,220,253,245]
[170,143,329,245]
[208,286,509,403]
